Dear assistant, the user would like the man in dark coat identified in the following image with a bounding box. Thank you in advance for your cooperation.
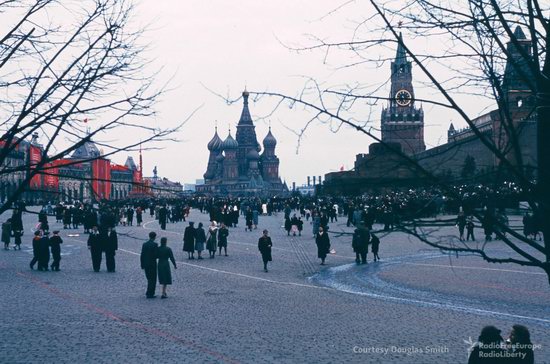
[352,226,370,265]
[315,226,331,265]
[49,230,63,271]
[127,207,134,226]
[258,229,272,272]
[2,218,11,250]
[218,223,229,256]
[158,206,167,230]
[37,231,51,271]
[141,231,159,298]
[30,230,41,269]
[105,227,118,272]
[183,222,196,259]
[87,225,102,272]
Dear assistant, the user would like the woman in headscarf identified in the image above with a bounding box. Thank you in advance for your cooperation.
[206,221,218,259]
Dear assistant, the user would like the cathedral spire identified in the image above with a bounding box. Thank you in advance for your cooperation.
[238,90,253,125]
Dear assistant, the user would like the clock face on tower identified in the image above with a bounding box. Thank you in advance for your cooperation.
[395,89,412,106]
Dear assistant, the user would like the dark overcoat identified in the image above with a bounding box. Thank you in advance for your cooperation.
[258,236,272,262]
[183,225,196,252]
[315,232,330,259]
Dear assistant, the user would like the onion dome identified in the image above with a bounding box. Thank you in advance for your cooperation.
[222,131,239,150]
[207,128,223,152]
[263,127,277,148]
[247,148,260,161]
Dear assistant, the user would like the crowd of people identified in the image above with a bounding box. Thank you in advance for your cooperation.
[0,186,540,362]
[2,180,542,276]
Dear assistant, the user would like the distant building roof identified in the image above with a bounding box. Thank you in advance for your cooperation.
[71,140,100,159]
[125,156,138,170]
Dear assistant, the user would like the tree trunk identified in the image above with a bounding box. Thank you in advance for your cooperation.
[538,33,550,276]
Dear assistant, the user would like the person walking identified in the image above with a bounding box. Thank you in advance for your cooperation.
[218,222,229,256]
[245,208,253,232]
[87,225,102,272]
[466,217,476,241]
[252,208,259,230]
[157,237,177,299]
[206,221,218,258]
[127,206,134,226]
[258,229,272,272]
[195,222,206,260]
[158,206,167,230]
[105,227,118,272]
[136,207,143,226]
[30,230,41,270]
[456,209,467,241]
[352,226,369,265]
[37,231,51,271]
[2,218,12,250]
[49,230,63,271]
[183,222,196,260]
[315,226,331,265]
[140,231,159,298]
[371,233,380,262]
[284,216,292,236]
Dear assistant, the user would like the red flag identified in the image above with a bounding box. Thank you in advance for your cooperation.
[340,165,344,171]
[83,118,88,123]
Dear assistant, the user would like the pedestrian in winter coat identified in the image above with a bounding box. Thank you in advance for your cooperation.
[245,209,253,231]
[252,209,259,229]
[140,231,159,298]
[157,237,177,299]
[30,230,41,270]
[218,223,229,256]
[194,222,206,259]
[183,222,196,259]
[49,230,63,271]
[2,218,11,250]
[206,221,218,258]
[352,226,369,264]
[466,218,475,241]
[38,232,51,271]
[105,228,118,272]
[258,229,272,272]
[290,215,299,236]
[456,210,467,241]
[87,226,102,272]
[284,217,292,236]
[315,227,331,265]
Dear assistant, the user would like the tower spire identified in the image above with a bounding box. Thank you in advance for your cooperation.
[139,143,143,179]
[395,32,407,65]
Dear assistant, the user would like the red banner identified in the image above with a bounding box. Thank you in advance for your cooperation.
[92,158,111,200]
[29,145,42,189]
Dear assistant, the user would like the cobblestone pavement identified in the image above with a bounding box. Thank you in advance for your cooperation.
[1,208,549,363]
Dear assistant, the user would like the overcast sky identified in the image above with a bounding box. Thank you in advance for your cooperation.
[105,0,495,186]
